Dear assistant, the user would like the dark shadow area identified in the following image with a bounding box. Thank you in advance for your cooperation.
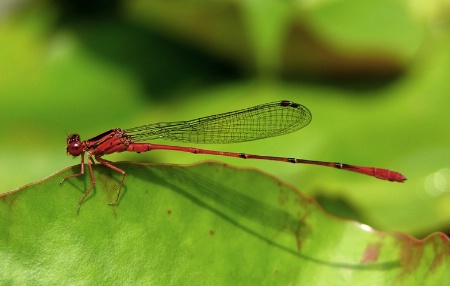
[50,0,243,101]
[51,0,122,19]
[78,19,241,99]
[315,193,365,223]
[280,21,407,91]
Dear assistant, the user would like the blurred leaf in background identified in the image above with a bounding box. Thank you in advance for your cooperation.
[0,0,449,240]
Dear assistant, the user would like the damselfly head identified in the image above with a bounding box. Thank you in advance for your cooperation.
[66,134,83,156]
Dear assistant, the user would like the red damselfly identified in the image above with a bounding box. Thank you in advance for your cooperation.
[62,100,406,213]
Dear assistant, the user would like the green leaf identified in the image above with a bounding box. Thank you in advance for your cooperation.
[1,162,449,284]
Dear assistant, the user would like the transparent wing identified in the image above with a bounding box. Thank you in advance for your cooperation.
[124,100,312,144]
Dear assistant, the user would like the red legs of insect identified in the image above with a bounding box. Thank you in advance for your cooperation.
[60,153,94,214]
[61,153,125,214]
[60,152,86,185]
[94,156,126,207]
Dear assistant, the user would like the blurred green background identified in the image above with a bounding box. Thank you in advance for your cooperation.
[1,0,449,238]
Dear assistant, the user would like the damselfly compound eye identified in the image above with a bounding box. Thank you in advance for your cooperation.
[67,142,83,156]
[66,134,83,156]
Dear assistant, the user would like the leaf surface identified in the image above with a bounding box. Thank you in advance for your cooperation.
[1,162,448,284]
